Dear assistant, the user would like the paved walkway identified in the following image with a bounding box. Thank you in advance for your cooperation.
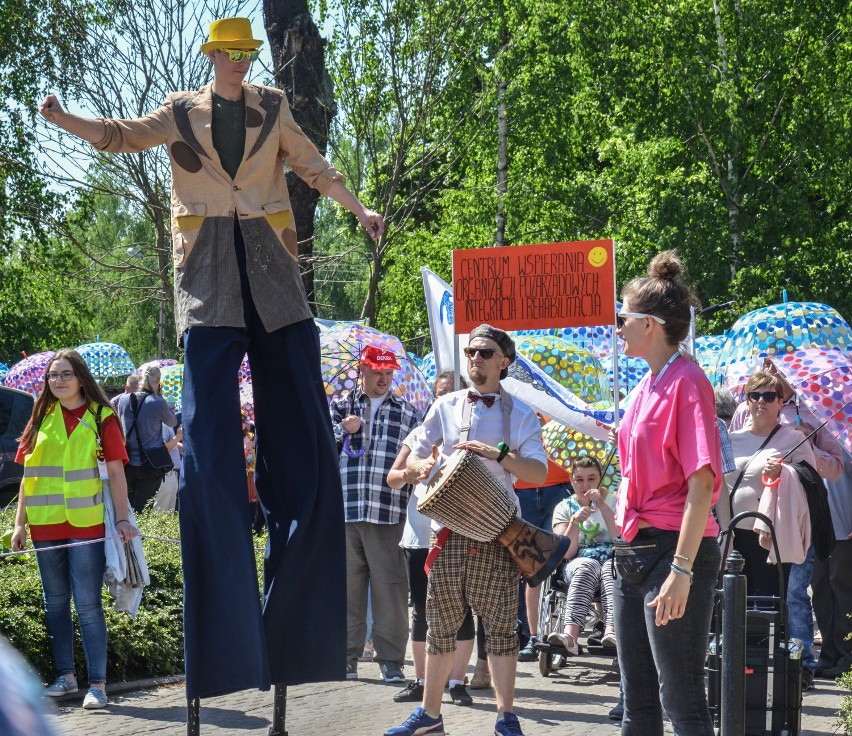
[49,651,843,736]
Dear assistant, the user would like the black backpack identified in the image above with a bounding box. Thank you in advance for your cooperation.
[791,459,835,561]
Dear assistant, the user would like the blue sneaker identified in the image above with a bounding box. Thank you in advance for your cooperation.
[384,707,445,735]
[495,712,525,736]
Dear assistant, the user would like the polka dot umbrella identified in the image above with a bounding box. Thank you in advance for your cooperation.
[771,348,852,456]
[717,302,852,396]
[76,342,136,381]
[3,351,56,396]
[239,381,255,425]
[158,364,184,411]
[514,335,611,406]
[319,324,432,413]
[136,358,179,376]
[599,354,649,397]
[0,363,8,381]
[695,334,727,386]
[238,354,252,385]
[541,420,621,492]
[514,318,619,361]
[418,352,437,386]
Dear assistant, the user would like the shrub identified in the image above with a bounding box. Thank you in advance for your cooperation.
[839,655,852,734]
[0,507,266,683]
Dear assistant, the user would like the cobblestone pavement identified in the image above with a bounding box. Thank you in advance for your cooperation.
[48,651,843,736]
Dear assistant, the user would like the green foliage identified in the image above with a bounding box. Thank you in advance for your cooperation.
[359,0,852,344]
[0,508,266,683]
[0,238,96,365]
[839,664,852,734]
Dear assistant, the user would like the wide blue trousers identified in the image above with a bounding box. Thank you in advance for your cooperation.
[179,316,346,699]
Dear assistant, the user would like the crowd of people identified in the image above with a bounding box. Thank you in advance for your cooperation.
[11,11,849,736]
[9,250,852,735]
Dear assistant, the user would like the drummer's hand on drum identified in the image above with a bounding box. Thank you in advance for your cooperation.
[453,440,500,461]
[410,445,440,481]
[341,415,361,433]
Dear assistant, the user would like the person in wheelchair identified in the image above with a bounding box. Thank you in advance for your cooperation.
[547,455,618,655]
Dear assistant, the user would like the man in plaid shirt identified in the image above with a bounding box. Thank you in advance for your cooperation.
[331,346,423,682]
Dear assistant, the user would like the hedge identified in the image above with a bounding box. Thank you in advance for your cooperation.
[0,506,264,684]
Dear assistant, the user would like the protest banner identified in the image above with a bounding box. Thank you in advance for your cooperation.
[452,240,616,334]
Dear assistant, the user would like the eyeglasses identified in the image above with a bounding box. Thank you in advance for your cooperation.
[463,347,503,360]
[616,311,667,328]
[221,48,259,62]
[47,371,76,382]
[747,391,779,403]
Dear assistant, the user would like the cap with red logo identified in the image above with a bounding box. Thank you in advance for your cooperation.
[359,345,401,371]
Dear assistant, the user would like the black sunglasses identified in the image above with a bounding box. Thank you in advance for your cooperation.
[463,347,501,360]
[747,391,779,403]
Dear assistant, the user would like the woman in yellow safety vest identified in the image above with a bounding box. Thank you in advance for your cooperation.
[11,349,138,711]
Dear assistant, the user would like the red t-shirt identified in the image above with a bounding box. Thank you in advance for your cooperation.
[16,403,128,541]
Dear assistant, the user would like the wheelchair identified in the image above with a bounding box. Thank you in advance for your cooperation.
[533,560,609,677]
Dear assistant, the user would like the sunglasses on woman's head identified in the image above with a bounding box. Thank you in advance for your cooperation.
[747,391,779,403]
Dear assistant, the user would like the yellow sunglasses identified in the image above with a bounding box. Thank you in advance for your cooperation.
[221,48,259,62]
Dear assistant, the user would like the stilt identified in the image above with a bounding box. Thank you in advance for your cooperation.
[187,697,200,736]
[268,683,289,736]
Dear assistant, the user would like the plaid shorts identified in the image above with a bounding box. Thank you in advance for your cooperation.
[425,531,518,656]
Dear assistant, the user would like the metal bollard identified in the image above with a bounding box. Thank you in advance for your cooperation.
[187,697,200,736]
[268,684,289,736]
[721,549,747,736]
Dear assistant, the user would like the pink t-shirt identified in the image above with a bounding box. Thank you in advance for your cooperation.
[616,356,722,541]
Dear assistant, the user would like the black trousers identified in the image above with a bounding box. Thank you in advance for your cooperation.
[178,222,345,700]
[124,462,164,513]
[812,538,852,669]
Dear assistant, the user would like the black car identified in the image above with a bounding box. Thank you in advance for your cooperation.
[0,386,34,507]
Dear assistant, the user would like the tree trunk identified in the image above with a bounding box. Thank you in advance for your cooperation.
[494,0,509,247]
[263,0,337,312]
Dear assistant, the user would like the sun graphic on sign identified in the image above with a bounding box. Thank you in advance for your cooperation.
[588,247,608,267]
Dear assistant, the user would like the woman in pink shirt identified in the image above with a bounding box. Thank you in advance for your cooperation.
[614,251,722,736]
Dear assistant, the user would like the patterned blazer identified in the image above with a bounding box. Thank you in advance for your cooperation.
[94,82,344,340]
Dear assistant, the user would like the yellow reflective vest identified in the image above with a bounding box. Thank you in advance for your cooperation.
[23,403,108,527]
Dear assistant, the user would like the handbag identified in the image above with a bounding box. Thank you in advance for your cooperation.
[612,531,678,586]
[126,393,174,473]
[153,470,179,512]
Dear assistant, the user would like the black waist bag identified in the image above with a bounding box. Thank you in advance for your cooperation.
[613,531,678,586]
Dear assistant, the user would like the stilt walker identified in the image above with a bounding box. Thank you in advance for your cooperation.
[39,17,385,733]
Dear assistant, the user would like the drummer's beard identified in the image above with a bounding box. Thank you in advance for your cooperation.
[468,366,487,385]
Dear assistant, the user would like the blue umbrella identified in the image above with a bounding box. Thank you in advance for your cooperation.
[76,342,135,380]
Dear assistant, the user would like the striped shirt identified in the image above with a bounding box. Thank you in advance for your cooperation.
[330,389,423,524]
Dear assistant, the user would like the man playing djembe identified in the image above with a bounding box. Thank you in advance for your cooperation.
[385,325,548,736]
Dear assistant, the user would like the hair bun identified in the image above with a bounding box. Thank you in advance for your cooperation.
[647,250,683,281]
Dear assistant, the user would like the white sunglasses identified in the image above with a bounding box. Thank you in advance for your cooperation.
[616,311,666,327]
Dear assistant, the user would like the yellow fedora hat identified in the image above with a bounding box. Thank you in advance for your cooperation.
[200,18,263,54]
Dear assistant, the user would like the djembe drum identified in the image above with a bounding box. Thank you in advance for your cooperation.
[417,450,570,586]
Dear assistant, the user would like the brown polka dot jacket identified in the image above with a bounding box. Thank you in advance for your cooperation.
[93,82,344,342]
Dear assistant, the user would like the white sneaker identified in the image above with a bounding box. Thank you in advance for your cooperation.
[82,688,108,709]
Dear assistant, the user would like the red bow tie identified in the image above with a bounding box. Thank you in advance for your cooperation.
[467,391,496,408]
